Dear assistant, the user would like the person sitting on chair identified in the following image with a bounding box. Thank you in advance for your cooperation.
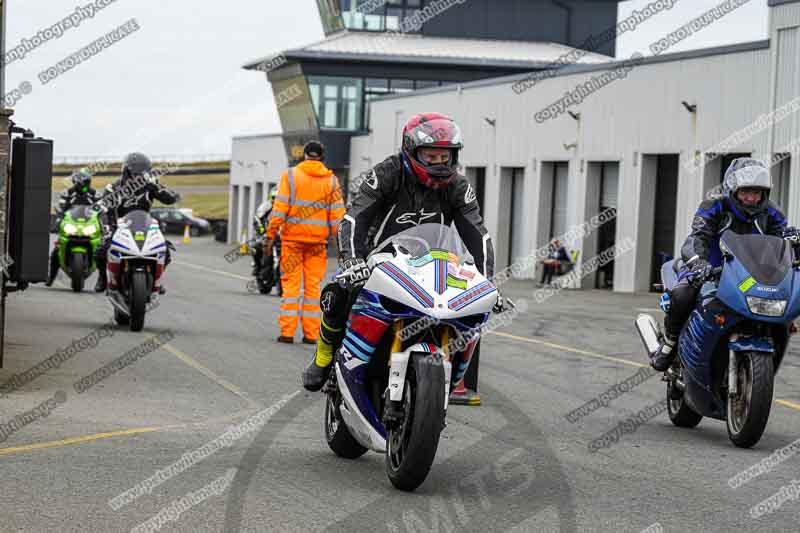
[540,239,569,286]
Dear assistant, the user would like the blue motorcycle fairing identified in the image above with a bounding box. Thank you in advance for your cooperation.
[729,337,775,353]
[715,256,797,323]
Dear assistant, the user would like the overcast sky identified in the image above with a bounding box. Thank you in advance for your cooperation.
[4,0,768,159]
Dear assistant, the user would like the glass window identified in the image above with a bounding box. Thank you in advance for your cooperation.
[341,0,425,32]
[308,76,364,131]
[323,101,338,127]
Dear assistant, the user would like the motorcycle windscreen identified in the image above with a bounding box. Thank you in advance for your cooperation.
[368,223,473,265]
[67,205,94,222]
[720,232,791,286]
[121,210,155,231]
[121,210,156,250]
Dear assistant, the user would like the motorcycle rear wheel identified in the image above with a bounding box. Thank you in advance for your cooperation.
[667,385,703,428]
[325,387,368,459]
[70,252,86,293]
[727,352,774,448]
[386,356,444,491]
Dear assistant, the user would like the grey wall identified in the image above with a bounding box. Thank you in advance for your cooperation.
[422,0,620,57]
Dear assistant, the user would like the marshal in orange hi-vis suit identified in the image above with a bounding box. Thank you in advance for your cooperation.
[267,159,345,341]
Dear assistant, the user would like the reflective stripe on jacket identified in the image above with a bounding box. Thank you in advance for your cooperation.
[267,160,346,244]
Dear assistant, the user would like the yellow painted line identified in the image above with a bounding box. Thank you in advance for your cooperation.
[490,330,799,413]
[776,399,800,412]
[489,331,648,368]
[0,427,161,456]
[173,260,250,281]
[162,343,261,409]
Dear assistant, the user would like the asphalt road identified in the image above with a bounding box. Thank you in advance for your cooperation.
[2,236,799,532]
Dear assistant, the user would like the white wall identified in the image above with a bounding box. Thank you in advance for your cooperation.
[350,41,782,292]
[229,134,288,243]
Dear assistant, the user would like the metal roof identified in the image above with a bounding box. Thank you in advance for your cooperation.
[243,30,612,71]
[372,39,772,101]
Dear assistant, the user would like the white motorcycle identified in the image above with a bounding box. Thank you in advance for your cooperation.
[323,223,498,491]
[106,209,168,331]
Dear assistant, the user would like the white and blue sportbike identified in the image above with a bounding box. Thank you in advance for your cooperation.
[323,223,498,491]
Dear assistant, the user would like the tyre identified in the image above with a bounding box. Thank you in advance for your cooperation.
[257,268,273,294]
[386,355,445,491]
[114,308,129,326]
[70,252,86,293]
[129,270,150,332]
[727,352,774,448]
[325,388,368,459]
[667,385,703,428]
[190,226,200,237]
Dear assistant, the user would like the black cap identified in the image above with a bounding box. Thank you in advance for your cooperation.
[303,140,325,160]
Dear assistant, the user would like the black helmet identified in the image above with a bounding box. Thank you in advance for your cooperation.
[723,158,772,218]
[71,167,92,191]
[122,152,152,180]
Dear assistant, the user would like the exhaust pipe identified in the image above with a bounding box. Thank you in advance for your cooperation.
[635,314,662,357]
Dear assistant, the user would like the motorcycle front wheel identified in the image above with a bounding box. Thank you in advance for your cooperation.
[385,356,445,491]
[70,252,86,293]
[727,352,774,448]
[129,270,149,332]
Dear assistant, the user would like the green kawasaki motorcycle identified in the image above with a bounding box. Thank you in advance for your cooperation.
[58,205,102,292]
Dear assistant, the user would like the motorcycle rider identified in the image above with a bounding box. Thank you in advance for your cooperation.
[46,168,99,286]
[94,153,180,293]
[252,189,282,295]
[651,158,796,371]
[302,112,496,391]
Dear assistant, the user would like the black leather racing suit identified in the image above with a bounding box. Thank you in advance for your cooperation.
[319,153,495,351]
[665,196,787,338]
[95,177,180,284]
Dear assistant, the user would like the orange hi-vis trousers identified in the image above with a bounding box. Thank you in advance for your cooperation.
[279,240,328,339]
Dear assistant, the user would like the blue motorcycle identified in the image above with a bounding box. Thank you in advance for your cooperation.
[636,231,799,448]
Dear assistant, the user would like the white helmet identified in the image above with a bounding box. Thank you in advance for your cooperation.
[723,158,771,217]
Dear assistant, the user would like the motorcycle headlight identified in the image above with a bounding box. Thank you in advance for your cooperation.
[746,296,787,317]
[63,223,78,235]
[82,225,97,236]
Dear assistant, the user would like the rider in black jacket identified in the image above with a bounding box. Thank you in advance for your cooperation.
[302,113,495,391]
[46,168,99,286]
[94,153,180,292]
[651,158,794,371]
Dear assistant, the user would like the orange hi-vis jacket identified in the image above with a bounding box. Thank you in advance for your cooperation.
[267,160,346,244]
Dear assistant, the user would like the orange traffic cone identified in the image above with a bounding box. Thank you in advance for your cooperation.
[183,224,191,244]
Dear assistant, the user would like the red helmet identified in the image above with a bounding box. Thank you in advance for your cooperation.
[401,113,463,189]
